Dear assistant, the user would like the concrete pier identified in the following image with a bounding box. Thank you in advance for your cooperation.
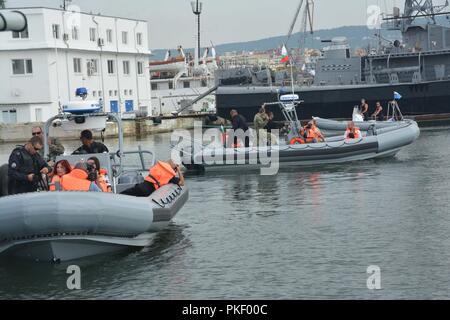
[0,115,212,143]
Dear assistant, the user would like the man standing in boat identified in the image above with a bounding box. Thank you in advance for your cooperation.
[229,110,250,148]
[7,136,52,195]
[31,126,65,161]
[72,130,109,155]
[360,99,370,121]
[372,102,384,121]
[253,105,269,145]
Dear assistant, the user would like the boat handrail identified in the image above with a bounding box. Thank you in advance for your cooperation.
[114,146,156,173]
[43,112,124,173]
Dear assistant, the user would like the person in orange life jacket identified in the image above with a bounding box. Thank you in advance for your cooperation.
[87,156,112,193]
[49,160,72,191]
[303,121,323,143]
[120,160,185,197]
[58,162,102,192]
[345,121,362,139]
[309,120,325,142]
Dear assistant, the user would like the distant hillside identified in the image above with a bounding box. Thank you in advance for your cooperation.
[150,25,402,61]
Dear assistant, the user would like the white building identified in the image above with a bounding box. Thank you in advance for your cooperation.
[0,7,151,123]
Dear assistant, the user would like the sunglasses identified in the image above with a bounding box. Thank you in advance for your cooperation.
[32,132,42,136]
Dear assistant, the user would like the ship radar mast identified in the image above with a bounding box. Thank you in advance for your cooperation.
[404,0,449,27]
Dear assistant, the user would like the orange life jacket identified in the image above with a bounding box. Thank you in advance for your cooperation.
[144,161,176,190]
[345,127,362,139]
[59,169,92,192]
[49,175,62,191]
[290,137,305,145]
[305,125,323,141]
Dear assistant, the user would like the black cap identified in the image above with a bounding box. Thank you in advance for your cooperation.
[80,130,93,140]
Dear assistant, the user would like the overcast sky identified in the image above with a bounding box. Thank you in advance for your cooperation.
[6,0,449,49]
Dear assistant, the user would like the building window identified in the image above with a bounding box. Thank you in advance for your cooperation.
[93,91,97,97]
[122,31,128,45]
[137,61,144,75]
[169,82,173,89]
[124,89,128,96]
[35,108,43,122]
[72,26,79,40]
[73,58,82,73]
[123,61,130,75]
[129,89,133,96]
[87,59,98,75]
[107,60,115,74]
[136,33,143,46]
[106,29,113,43]
[109,90,113,97]
[114,90,118,96]
[12,59,33,75]
[1,109,17,124]
[98,91,103,97]
[52,24,60,39]
[201,79,208,87]
[90,28,97,42]
[151,83,158,91]
[12,28,29,39]
[183,81,190,88]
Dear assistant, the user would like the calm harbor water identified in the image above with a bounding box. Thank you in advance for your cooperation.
[0,127,450,299]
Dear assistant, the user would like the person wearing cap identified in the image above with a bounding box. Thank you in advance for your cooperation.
[120,160,185,197]
[72,130,109,155]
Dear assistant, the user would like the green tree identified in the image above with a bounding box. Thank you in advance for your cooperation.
[0,0,6,9]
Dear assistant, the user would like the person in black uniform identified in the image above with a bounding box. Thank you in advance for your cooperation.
[8,136,52,195]
[229,109,250,148]
[72,130,109,155]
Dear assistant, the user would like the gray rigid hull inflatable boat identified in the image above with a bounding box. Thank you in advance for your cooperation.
[313,117,411,131]
[313,101,408,132]
[0,111,188,262]
[183,120,420,173]
[0,184,188,262]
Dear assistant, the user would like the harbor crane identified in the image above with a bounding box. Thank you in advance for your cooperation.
[285,0,314,44]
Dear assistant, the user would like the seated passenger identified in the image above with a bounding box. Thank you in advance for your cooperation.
[57,162,102,192]
[121,160,185,197]
[304,121,324,143]
[49,160,72,191]
[72,130,109,155]
[87,156,112,193]
[310,120,325,142]
[345,121,362,139]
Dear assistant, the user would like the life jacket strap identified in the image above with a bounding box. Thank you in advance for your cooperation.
[147,174,161,188]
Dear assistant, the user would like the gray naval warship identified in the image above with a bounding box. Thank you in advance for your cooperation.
[214,0,450,123]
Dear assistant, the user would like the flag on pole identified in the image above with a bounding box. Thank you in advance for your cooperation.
[280,45,290,63]
[394,91,402,100]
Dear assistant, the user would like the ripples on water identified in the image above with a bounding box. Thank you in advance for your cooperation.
[0,127,450,299]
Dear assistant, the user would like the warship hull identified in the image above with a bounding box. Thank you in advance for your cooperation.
[215,80,450,123]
